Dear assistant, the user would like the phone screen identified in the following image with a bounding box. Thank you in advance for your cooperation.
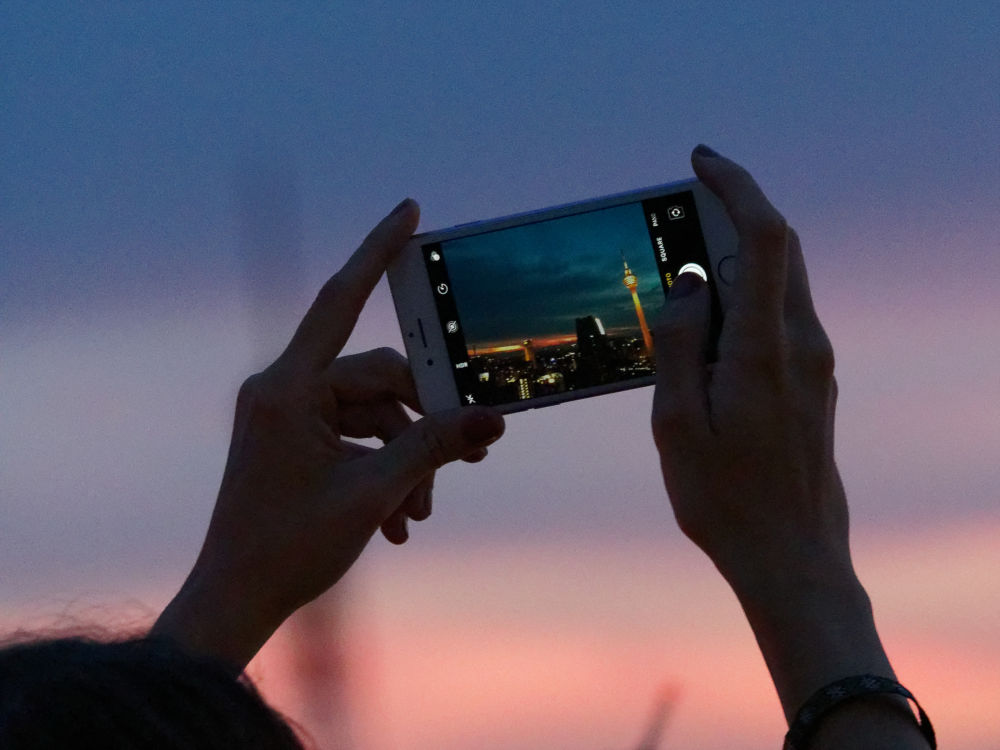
[422,189,719,407]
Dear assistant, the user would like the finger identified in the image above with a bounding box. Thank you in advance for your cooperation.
[691,145,788,342]
[651,272,712,448]
[783,226,827,338]
[380,510,409,545]
[380,474,434,543]
[283,198,420,370]
[782,226,836,385]
[783,230,837,398]
[367,407,505,504]
[328,347,422,415]
[405,473,434,521]
[463,447,488,463]
[338,399,413,442]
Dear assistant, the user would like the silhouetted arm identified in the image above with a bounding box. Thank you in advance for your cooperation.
[650,146,931,749]
[153,199,505,670]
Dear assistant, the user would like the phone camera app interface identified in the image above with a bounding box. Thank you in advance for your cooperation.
[424,190,718,407]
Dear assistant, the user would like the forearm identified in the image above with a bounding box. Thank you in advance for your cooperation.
[733,569,930,749]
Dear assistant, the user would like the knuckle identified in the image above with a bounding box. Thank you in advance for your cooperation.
[745,210,788,248]
[731,340,788,381]
[373,346,407,371]
[651,402,697,447]
[377,345,405,362]
[313,273,362,313]
[315,273,348,304]
[795,331,836,381]
[236,370,288,428]
[236,373,263,410]
[419,421,451,467]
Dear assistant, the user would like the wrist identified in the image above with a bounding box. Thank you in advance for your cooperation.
[152,562,288,671]
[730,564,896,724]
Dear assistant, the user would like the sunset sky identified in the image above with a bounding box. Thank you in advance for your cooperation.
[440,198,661,344]
[2,3,998,749]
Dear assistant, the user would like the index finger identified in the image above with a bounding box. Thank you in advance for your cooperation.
[282,198,420,370]
[691,146,788,345]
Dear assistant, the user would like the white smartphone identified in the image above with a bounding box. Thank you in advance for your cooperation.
[388,178,738,414]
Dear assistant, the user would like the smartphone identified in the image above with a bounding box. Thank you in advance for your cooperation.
[388,178,737,414]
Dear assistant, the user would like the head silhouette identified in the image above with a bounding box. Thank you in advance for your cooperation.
[0,635,303,749]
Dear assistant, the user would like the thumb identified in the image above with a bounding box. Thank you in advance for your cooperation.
[370,406,505,499]
[651,272,711,445]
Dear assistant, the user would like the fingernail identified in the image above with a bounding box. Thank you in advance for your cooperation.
[670,272,703,298]
[390,197,415,217]
[693,144,720,158]
[461,410,504,445]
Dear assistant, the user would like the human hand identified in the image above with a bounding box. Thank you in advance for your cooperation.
[650,150,939,749]
[651,147,848,595]
[154,199,505,667]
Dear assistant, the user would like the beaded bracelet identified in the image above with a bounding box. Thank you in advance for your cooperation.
[784,674,936,750]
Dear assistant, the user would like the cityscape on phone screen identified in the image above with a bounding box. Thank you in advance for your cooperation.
[423,190,718,407]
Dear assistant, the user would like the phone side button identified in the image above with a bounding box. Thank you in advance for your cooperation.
[716,255,736,286]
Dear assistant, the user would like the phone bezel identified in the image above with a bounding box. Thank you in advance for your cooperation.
[388,177,737,414]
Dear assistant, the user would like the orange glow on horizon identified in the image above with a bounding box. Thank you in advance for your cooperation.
[469,334,576,355]
[468,328,646,356]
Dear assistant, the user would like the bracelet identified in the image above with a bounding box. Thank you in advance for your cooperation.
[784,674,936,750]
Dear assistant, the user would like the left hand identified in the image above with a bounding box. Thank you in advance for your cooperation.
[154,199,505,667]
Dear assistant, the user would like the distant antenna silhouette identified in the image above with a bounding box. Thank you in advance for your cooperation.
[236,153,354,749]
[618,683,680,750]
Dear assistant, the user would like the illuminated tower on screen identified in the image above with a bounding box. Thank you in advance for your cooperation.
[621,251,653,355]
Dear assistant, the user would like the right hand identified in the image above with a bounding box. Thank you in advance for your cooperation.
[651,150,934,749]
[651,146,851,595]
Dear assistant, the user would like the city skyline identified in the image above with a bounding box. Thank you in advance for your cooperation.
[441,200,663,349]
[464,251,653,355]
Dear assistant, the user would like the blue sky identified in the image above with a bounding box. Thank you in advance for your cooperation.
[4,1,997,328]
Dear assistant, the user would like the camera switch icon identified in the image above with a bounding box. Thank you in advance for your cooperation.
[667,206,684,220]
[436,283,449,295]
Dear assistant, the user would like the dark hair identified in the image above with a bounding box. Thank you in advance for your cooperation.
[0,635,303,749]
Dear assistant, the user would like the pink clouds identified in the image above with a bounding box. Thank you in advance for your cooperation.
[248,517,999,750]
